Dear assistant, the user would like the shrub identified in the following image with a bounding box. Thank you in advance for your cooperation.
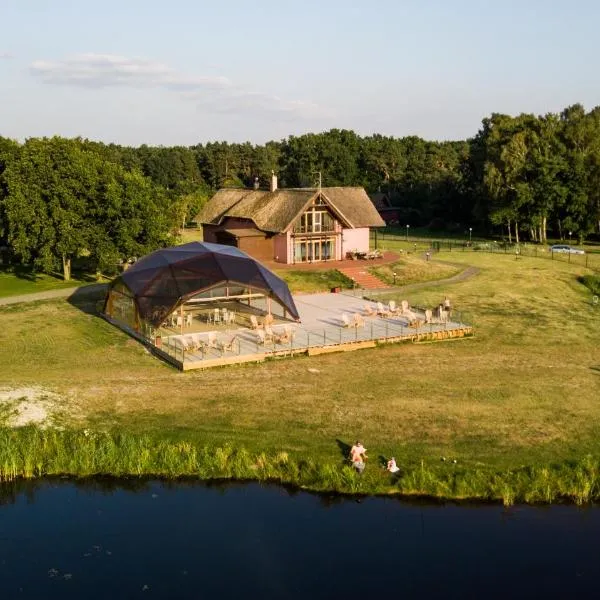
[579,275,600,296]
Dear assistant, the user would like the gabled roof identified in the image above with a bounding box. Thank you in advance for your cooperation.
[197,186,385,232]
[370,192,393,210]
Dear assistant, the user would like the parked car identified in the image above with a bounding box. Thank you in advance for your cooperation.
[550,244,585,255]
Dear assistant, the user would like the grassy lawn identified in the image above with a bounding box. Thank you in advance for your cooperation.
[368,253,460,286]
[176,227,203,245]
[274,269,354,293]
[0,268,91,298]
[0,252,599,501]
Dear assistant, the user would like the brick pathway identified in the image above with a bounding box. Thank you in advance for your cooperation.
[336,264,391,289]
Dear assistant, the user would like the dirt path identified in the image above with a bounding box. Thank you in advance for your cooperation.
[0,283,107,306]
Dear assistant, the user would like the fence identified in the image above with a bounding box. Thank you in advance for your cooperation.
[370,230,600,272]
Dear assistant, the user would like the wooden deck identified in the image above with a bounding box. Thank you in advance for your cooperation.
[135,293,474,371]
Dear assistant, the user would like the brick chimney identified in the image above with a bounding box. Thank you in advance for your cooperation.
[270,170,278,192]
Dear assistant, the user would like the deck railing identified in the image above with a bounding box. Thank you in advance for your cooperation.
[152,309,473,367]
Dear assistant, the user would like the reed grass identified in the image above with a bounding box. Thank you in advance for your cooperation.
[579,274,600,295]
[2,427,600,505]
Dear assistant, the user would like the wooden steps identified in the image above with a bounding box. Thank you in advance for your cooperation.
[336,265,391,289]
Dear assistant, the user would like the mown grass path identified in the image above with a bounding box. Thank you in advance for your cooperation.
[368,262,480,296]
[0,283,107,306]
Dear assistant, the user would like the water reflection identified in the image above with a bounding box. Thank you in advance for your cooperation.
[0,478,598,599]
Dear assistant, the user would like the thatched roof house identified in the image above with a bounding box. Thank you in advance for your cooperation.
[196,175,384,264]
[369,191,401,225]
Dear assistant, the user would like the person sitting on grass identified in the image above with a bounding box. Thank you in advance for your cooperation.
[349,441,368,473]
[386,457,399,474]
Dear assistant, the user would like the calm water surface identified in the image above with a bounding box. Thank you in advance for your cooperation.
[0,479,599,599]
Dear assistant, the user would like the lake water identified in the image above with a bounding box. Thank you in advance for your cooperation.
[0,479,598,599]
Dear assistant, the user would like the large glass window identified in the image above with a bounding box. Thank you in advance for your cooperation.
[293,238,335,262]
[294,208,335,233]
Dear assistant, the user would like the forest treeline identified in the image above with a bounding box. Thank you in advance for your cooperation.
[1,103,599,279]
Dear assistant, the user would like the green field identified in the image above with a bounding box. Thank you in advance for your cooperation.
[0,268,90,298]
[0,251,599,503]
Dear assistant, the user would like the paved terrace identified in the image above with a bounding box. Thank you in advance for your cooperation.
[154,293,472,371]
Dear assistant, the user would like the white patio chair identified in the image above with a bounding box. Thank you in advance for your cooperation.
[207,331,218,350]
[425,309,433,324]
[400,300,410,314]
[377,302,390,317]
[183,334,197,350]
[273,325,294,344]
[352,313,365,328]
[341,313,352,328]
[191,333,207,354]
[217,335,238,355]
[176,316,183,328]
[213,308,221,325]
[173,335,191,354]
[185,314,193,327]
[250,315,261,330]
[363,304,376,316]
[255,329,270,345]
[388,300,400,315]
[264,325,275,342]
[404,309,418,323]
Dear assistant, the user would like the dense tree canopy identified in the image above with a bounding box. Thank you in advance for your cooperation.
[0,137,174,279]
[1,102,599,278]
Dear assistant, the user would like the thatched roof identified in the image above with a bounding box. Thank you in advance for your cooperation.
[221,228,265,238]
[370,192,392,210]
[197,186,385,232]
[320,187,385,229]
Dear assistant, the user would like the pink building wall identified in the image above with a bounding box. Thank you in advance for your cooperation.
[262,226,371,263]
[341,228,370,256]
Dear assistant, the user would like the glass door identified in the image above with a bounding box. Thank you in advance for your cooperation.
[311,240,320,261]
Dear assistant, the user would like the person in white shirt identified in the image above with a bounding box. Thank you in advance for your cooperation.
[349,441,368,473]
[387,457,399,474]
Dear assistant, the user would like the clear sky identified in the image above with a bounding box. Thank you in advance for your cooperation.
[1,0,599,145]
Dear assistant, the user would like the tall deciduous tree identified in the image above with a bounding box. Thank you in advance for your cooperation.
[1,137,174,279]
[2,138,94,279]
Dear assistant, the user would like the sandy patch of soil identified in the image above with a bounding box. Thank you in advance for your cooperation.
[0,387,68,427]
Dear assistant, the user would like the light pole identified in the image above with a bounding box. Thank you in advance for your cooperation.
[469,227,472,245]
[406,224,410,242]
[569,231,572,244]
[393,272,397,286]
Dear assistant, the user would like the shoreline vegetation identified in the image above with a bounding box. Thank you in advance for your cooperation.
[1,427,599,507]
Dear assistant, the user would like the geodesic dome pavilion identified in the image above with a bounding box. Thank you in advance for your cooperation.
[103,242,300,332]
